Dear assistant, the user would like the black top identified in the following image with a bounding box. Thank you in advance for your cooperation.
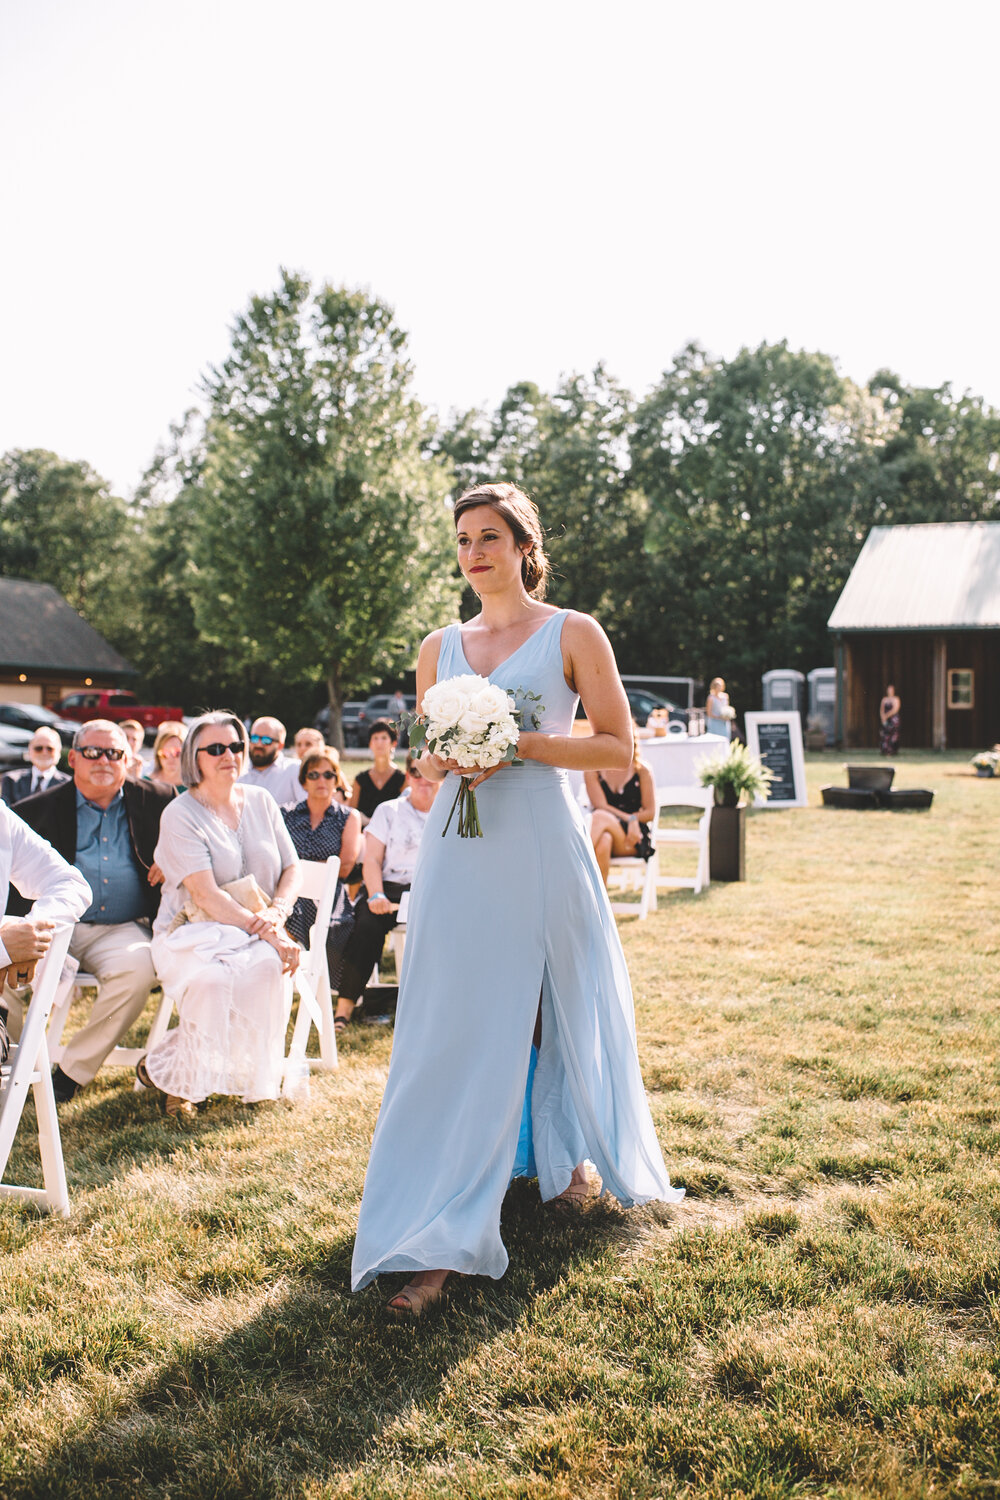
[354,767,405,820]
[598,772,643,817]
[597,772,653,861]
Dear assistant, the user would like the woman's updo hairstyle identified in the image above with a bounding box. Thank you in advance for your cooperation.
[453,483,550,600]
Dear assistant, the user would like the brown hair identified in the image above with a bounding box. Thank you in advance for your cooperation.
[299,747,348,794]
[453,483,550,600]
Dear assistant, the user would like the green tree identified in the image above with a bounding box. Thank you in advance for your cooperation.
[434,367,648,660]
[184,271,461,744]
[0,448,140,647]
[865,372,1000,523]
[630,341,882,708]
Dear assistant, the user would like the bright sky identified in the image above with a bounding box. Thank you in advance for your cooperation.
[2,0,997,497]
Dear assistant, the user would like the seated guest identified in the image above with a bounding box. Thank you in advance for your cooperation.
[1,727,69,806]
[0,801,92,1063]
[584,735,656,887]
[281,747,362,985]
[348,720,404,829]
[333,755,438,1033]
[293,726,325,761]
[119,719,147,781]
[147,721,187,789]
[137,712,301,1118]
[10,720,175,1102]
[240,716,306,805]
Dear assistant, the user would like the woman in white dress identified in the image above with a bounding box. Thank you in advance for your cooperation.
[137,712,301,1118]
[352,483,683,1316]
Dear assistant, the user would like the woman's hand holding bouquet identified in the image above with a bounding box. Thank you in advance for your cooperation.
[405,675,542,838]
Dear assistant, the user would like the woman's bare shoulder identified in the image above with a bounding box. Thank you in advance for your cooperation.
[559,609,613,652]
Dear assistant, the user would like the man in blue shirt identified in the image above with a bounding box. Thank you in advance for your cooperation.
[11,720,175,1101]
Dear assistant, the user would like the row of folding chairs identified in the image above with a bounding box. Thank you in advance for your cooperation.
[0,857,362,1216]
[606,784,713,919]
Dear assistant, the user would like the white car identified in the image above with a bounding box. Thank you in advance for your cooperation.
[0,724,34,769]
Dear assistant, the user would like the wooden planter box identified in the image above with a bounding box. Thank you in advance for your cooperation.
[709,803,745,882]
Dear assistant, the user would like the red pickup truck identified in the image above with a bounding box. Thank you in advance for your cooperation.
[53,690,184,740]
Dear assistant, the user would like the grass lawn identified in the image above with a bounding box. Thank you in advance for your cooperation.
[2,752,998,1498]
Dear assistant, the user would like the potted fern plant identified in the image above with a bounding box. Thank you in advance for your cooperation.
[698,741,775,808]
[697,742,775,881]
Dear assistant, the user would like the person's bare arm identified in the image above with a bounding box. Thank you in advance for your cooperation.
[338,809,362,877]
[516,614,632,773]
[362,836,392,915]
[414,630,451,783]
[182,869,270,933]
[634,764,657,824]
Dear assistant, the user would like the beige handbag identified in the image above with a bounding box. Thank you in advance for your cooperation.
[167,875,277,934]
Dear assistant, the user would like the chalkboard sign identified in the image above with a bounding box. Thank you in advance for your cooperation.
[744,711,807,809]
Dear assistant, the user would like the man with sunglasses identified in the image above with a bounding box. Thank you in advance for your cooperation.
[9,720,176,1102]
[239,716,306,806]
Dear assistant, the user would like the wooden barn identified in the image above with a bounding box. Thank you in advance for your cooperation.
[828,522,1000,751]
[0,577,135,707]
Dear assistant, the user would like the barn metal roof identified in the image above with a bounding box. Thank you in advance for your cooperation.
[0,577,134,674]
[828,522,1000,632]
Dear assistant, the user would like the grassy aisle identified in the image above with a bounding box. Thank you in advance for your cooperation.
[1,753,998,1499]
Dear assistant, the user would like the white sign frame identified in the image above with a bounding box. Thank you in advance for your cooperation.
[744,710,807,809]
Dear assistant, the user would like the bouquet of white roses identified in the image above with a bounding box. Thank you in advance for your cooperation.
[406,674,540,838]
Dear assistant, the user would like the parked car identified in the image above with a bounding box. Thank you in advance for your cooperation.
[624,688,688,728]
[0,724,34,768]
[314,701,367,748]
[0,702,78,748]
[357,694,417,747]
[52,690,184,740]
[574,687,689,735]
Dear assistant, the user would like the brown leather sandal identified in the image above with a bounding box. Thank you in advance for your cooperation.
[386,1280,449,1318]
[136,1057,196,1120]
[552,1166,602,1214]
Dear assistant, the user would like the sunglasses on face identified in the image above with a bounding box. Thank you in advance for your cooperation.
[77,745,126,761]
[197,741,245,758]
[249,734,278,745]
[306,769,337,781]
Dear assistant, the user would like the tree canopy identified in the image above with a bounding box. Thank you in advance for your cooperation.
[4,284,998,725]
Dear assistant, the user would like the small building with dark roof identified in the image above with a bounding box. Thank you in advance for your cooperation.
[0,577,135,707]
[828,522,1000,750]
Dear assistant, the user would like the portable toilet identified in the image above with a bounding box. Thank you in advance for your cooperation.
[807,667,837,745]
[761,669,805,716]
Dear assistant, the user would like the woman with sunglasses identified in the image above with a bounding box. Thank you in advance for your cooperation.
[280,748,362,986]
[138,712,301,1117]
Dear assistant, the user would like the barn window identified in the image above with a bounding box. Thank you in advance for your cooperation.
[947,669,974,709]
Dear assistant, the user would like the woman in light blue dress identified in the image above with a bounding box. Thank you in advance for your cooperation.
[351,483,683,1314]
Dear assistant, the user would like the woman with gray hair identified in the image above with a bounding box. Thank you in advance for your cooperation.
[137,711,301,1117]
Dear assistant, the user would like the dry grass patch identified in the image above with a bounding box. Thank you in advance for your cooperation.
[1,752,999,1497]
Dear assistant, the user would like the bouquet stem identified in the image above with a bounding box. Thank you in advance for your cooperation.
[442,775,483,838]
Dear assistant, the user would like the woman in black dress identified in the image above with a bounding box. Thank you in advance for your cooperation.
[584,735,656,886]
[349,721,405,828]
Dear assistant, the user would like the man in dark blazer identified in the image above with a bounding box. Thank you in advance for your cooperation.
[1,726,70,806]
[11,719,176,1101]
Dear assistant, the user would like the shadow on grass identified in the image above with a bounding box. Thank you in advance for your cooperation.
[10,1181,635,1498]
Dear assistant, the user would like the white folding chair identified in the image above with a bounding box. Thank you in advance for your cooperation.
[607,850,660,920]
[0,925,74,1217]
[284,857,340,1084]
[607,784,713,917]
[653,784,713,897]
[48,970,175,1074]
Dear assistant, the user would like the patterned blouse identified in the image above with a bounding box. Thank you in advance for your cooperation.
[280,799,350,945]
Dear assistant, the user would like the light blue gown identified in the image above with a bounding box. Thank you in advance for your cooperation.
[351,611,683,1291]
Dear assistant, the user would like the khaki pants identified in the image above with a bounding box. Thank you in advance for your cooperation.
[5,920,155,1087]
